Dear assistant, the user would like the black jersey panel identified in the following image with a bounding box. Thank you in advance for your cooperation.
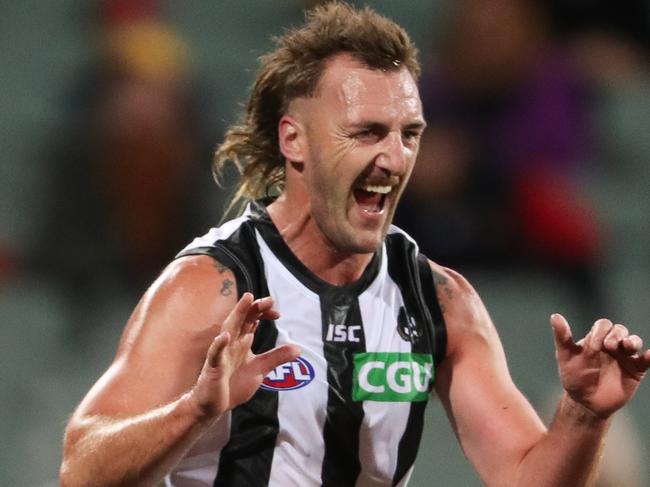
[385,233,444,485]
[417,253,447,367]
[320,289,367,486]
[176,222,281,487]
[176,220,263,298]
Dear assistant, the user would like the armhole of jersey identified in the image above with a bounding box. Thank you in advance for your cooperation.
[176,245,251,298]
[416,253,447,366]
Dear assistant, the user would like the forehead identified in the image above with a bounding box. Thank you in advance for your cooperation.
[314,54,422,124]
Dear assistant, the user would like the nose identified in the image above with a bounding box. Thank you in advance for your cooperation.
[375,131,408,176]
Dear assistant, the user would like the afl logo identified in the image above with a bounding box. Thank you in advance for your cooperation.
[261,356,315,391]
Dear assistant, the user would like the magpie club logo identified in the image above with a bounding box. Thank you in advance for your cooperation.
[261,356,315,391]
[397,306,422,343]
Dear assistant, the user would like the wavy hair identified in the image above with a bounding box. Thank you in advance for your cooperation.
[214,2,420,214]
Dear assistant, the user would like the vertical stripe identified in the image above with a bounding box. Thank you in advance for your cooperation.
[211,223,280,487]
[320,289,367,486]
[356,254,413,483]
[258,234,329,486]
[417,253,447,367]
[385,235,437,485]
[176,210,446,486]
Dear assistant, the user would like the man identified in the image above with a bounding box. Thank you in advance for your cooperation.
[60,4,650,486]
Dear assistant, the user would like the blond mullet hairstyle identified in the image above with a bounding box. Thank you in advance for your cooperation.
[214,2,420,215]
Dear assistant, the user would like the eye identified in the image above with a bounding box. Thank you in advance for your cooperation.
[354,129,374,140]
[402,129,422,145]
[351,123,388,144]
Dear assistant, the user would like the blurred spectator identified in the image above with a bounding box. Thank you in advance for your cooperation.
[548,1,650,332]
[547,0,650,87]
[396,4,649,485]
[395,0,603,310]
[32,0,216,341]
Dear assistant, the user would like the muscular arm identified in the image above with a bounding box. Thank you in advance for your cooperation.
[61,392,212,487]
[431,263,648,487]
[59,256,298,487]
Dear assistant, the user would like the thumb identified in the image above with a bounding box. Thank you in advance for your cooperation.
[253,344,301,376]
[550,313,579,360]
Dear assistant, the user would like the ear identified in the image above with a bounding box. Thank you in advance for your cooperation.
[278,114,305,165]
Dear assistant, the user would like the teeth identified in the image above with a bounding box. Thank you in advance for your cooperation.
[361,184,392,194]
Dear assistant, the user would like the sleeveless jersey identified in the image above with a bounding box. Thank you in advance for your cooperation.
[165,203,447,487]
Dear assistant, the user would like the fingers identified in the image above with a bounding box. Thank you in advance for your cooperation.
[585,318,613,354]
[222,292,254,333]
[253,344,301,376]
[247,296,280,326]
[550,313,581,359]
[621,335,643,355]
[642,349,650,370]
[603,323,644,356]
[550,313,572,345]
[242,296,280,335]
[223,293,280,337]
[570,318,645,359]
[586,319,650,372]
[206,331,231,368]
[603,323,629,352]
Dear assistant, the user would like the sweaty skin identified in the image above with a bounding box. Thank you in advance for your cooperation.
[60,52,650,487]
[270,54,426,284]
[429,262,650,487]
[59,258,299,487]
[270,54,650,487]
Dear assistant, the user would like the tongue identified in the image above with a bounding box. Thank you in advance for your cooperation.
[354,189,382,213]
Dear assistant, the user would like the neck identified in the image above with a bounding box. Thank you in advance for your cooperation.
[267,196,374,286]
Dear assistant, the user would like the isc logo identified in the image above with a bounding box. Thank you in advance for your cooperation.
[261,356,315,391]
[325,323,361,342]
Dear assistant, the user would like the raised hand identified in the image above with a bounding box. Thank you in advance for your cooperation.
[191,293,300,419]
[551,313,650,418]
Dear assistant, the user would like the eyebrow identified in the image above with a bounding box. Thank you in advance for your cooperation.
[403,120,427,131]
[349,119,427,131]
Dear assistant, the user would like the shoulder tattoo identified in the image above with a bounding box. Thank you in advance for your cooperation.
[432,270,453,314]
[214,261,234,296]
[220,278,234,296]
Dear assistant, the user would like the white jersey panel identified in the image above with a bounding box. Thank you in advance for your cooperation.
[164,413,232,486]
[356,249,412,485]
[256,233,329,486]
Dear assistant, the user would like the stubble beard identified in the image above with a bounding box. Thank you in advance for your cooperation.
[322,198,398,256]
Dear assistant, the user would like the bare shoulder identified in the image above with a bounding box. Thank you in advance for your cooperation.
[148,253,237,307]
[427,260,496,357]
[115,255,238,356]
[75,254,240,417]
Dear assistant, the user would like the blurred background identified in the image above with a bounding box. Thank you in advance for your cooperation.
[1,1,649,485]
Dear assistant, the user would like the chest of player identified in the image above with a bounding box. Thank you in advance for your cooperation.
[260,268,435,411]
[252,270,435,482]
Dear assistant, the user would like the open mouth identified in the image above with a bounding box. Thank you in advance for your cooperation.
[353,184,392,214]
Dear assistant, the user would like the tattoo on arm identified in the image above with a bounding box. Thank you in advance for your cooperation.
[220,278,234,296]
[214,261,234,296]
[432,270,453,314]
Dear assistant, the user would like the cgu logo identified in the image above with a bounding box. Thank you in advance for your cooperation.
[261,356,315,391]
[353,352,433,402]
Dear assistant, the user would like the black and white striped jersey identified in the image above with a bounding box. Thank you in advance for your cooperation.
[166,202,447,487]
